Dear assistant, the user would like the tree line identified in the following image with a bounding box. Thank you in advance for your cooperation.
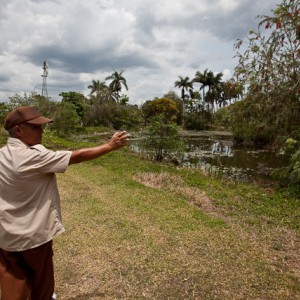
[0,0,299,184]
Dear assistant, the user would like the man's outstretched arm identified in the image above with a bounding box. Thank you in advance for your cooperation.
[69,131,130,165]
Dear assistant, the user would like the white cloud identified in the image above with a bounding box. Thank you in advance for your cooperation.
[218,0,239,11]
[0,0,277,104]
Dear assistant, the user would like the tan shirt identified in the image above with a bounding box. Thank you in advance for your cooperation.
[0,138,72,251]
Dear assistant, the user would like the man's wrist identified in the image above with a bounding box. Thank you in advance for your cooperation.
[106,141,115,150]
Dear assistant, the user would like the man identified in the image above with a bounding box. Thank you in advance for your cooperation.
[0,106,130,300]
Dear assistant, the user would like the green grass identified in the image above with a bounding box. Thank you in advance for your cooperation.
[54,146,299,299]
[1,130,299,299]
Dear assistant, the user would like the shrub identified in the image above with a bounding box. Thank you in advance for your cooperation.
[143,115,183,161]
[183,111,211,130]
[272,138,300,186]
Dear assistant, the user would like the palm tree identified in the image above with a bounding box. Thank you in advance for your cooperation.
[87,80,107,95]
[193,69,223,111]
[193,69,209,101]
[105,70,128,102]
[174,76,193,100]
[209,72,223,111]
[174,76,193,127]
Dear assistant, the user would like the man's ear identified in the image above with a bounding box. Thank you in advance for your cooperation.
[13,125,22,138]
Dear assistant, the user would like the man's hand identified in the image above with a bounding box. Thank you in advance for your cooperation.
[108,131,130,150]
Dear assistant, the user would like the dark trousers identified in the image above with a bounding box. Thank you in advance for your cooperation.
[0,241,54,300]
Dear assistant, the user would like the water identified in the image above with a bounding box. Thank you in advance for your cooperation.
[130,132,287,183]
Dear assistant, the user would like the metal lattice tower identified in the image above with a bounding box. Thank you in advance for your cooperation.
[41,61,48,99]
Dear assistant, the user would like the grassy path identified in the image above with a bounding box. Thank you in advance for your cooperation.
[53,150,300,299]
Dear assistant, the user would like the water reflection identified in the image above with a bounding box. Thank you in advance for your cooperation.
[211,141,233,155]
[129,134,287,183]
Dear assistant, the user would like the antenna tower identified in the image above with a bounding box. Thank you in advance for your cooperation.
[41,61,48,99]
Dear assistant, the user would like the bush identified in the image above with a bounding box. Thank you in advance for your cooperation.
[213,107,232,130]
[272,138,300,186]
[50,102,80,136]
[232,123,275,147]
[183,111,211,130]
[143,115,183,161]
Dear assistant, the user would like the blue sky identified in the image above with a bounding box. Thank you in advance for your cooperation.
[0,0,278,105]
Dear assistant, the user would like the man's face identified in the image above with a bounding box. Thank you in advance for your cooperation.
[14,123,44,146]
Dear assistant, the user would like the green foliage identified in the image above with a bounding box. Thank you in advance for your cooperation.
[226,90,300,146]
[174,76,193,100]
[212,107,232,129]
[119,94,129,106]
[0,127,8,145]
[83,93,142,130]
[289,149,300,183]
[183,110,211,130]
[163,91,181,102]
[111,104,143,130]
[59,91,88,121]
[105,70,128,102]
[50,102,80,136]
[142,97,180,125]
[193,69,224,111]
[0,102,10,125]
[233,0,300,145]
[273,138,300,185]
[8,93,34,108]
[30,94,58,118]
[87,79,108,95]
[143,115,183,161]
[163,91,183,124]
[229,101,275,146]
[7,93,57,119]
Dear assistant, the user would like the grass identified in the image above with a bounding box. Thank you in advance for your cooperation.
[1,128,299,299]
[53,145,299,299]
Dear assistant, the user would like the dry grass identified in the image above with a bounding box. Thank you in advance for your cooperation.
[134,172,300,282]
[53,161,300,299]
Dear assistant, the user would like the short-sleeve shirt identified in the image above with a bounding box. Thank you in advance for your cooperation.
[0,137,72,251]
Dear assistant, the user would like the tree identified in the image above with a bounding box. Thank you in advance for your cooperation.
[198,70,223,112]
[141,97,180,125]
[218,80,244,107]
[193,69,210,104]
[143,114,183,161]
[105,70,128,102]
[51,102,80,136]
[59,91,87,122]
[233,0,300,144]
[7,93,57,120]
[234,0,300,96]
[119,94,129,106]
[87,80,107,95]
[174,76,193,125]
[193,69,223,111]
[174,76,193,100]
[210,71,223,111]
[110,104,143,130]
[163,91,183,124]
[0,102,10,126]
[163,91,181,102]
[272,138,300,185]
[86,93,116,127]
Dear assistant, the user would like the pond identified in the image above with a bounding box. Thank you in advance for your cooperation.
[129,131,288,183]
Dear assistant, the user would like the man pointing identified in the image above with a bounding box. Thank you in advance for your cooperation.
[0,106,130,300]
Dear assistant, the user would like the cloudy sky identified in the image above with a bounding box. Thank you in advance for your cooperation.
[0,0,278,105]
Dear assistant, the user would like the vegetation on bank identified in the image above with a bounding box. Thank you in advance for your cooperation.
[0,117,299,298]
[38,133,300,298]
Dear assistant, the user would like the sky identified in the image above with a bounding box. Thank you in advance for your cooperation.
[0,0,278,105]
